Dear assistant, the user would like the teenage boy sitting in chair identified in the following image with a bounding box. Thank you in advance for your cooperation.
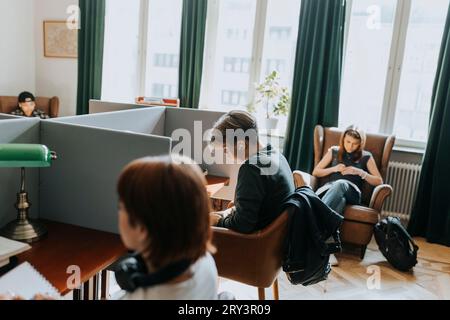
[10,92,50,119]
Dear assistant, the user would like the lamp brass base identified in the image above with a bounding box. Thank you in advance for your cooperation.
[0,218,47,243]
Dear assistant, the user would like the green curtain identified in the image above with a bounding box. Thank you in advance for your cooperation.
[76,0,106,115]
[408,5,450,246]
[178,0,208,109]
[284,0,346,172]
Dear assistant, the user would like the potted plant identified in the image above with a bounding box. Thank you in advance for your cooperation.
[248,70,291,130]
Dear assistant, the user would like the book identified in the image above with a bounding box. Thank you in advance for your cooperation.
[0,258,9,268]
[0,236,31,261]
[0,262,61,299]
[135,96,180,107]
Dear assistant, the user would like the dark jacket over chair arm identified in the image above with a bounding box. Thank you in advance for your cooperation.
[369,184,393,212]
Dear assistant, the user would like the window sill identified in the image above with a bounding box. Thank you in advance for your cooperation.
[392,145,425,155]
[259,129,286,138]
[393,138,426,154]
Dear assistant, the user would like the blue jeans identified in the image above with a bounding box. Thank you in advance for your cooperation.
[320,180,361,215]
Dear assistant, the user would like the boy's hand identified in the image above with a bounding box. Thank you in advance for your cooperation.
[210,213,222,226]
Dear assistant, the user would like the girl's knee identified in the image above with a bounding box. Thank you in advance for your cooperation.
[332,180,350,193]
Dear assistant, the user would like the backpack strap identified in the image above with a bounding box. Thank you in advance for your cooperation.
[387,217,419,252]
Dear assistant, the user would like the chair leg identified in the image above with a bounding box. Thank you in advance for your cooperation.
[258,288,265,300]
[100,270,110,300]
[272,279,279,300]
[360,245,367,260]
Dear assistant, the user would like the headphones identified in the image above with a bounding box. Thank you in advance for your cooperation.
[114,253,192,292]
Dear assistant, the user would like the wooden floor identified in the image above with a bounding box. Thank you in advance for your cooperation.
[218,237,450,300]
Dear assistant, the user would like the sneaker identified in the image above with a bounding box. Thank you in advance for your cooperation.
[329,254,339,266]
[323,232,342,255]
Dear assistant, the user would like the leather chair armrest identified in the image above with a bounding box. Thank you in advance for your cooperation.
[369,184,393,212]
[293,170,318,191]
[212,226,261,241]
[49,96,60,118]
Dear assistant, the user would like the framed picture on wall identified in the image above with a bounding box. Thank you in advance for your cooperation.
[43,20,77,58]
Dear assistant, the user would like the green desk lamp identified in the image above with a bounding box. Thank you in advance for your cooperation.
[0,144,57,243]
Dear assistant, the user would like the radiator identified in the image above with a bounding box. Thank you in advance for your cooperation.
[381,161,422,223]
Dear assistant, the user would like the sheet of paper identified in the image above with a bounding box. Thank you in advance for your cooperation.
[0,262,60,300]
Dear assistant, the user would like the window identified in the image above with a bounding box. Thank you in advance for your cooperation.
[223,57,251,73]
[152,83,177,97]
[221,90,247,106]
[258,0,301,133]
[269,26,292,40]
[200,0,257,111]
[226,28,249,40]
[339,0,397,134]
[393,0,449,142]
[145,0,183,97]
[340,0,449,147]
[200,0,302,136]
[102,0,141,103]
[154,53,179,68]
[102,0,182,101]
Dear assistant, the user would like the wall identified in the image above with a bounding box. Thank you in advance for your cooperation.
[0,0,36,95]
[35,0,78,116]
[391,149,423,165]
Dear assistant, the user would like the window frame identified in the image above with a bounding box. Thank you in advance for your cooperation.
[200,0,274,110]
[342,0,443,151]
[103,0,436,152]
[137,0,150,96]
[135,0,183,98]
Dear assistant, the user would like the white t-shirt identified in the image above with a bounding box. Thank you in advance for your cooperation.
[121,253,218,300]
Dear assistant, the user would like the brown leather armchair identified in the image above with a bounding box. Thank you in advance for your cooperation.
[212,209,290,300]
[293,125,395,259]
[0,95,60,118]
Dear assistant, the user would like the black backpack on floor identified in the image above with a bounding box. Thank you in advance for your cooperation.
[374,217,419,271]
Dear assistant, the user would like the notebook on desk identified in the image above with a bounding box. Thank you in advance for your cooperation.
[0,262,61,299]
[0,236,31,260]
[0,236,31,268]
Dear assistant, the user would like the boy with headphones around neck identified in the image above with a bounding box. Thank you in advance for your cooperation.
[116,155,218,300]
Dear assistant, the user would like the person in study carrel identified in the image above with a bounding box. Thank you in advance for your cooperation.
[209,110,295,234]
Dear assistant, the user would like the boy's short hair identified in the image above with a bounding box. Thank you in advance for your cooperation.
[211,110,259,146]
[18,91,36,103]
[117,155,213,269]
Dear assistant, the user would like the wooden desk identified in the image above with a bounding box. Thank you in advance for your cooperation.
[15,220,127,298]
[206,175,232,211]
[206,175,230,197]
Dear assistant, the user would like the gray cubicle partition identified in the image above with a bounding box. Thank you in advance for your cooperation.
[39,121,172,233]
[0,114,21,120]
[164,107,240,188]
[61,104,240,187]
[0,118,41,226]
[1,106,240,233]
[51,107,166,136]
[89,99,145,114]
